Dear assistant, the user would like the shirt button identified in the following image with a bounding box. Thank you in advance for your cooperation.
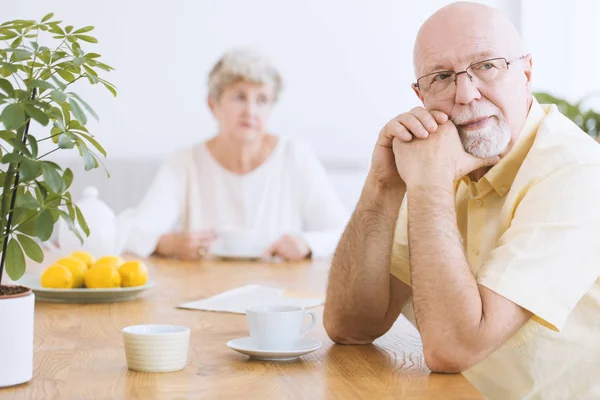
[500,185,508,194]
[473,249,480,256]
[475,199,483,207]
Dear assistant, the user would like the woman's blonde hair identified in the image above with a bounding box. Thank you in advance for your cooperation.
[208,49,283,102]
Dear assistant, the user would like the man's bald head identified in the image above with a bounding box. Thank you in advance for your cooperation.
[410,2,533,160]
[414,2,524,77]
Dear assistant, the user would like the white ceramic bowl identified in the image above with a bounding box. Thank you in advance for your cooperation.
[122,324,190,372]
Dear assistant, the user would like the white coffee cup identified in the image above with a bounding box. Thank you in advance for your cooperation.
[219,227,263,256]
[245,305,316,350]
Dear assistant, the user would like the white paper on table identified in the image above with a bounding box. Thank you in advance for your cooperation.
[177,284,324,314]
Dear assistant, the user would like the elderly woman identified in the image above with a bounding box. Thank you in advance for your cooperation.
[124,49,348,261]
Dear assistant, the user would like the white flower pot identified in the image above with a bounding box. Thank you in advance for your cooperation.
[0,290,35,387]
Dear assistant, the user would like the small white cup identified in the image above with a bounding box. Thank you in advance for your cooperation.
[245,305,316,350]
[122,324,190,372]
[219,227,264,256]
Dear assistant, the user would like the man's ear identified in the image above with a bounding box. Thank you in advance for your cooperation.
[523,53,533,91]
[412,83,425,103]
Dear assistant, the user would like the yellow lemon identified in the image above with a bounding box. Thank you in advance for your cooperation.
[56,256,88,288]
[69,251,96,269]
[94,255,124,269]
[85,265,121,288]
[41,264,73,289]
[118,261,149,287]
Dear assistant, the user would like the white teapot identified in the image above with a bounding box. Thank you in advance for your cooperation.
[57,186,116,257]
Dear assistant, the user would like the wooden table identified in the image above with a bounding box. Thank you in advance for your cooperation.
[2,257,484,400]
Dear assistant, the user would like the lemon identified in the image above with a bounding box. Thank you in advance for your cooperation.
[69,251,96,269]
[85,265,121,288]
[94,255,124,269]
[56,256,88,288]
[118,261,149,287]
[41,264,73,289]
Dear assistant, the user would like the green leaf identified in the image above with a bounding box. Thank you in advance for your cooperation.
[35,209,53,241]
[41,163,63,193]
[71,41,82,56]
[91,61,113,72]
[84,53,101,59]
[63,167,73,189]
[85,74,99,85]
[10,37,23,49]
[41,13,55,23]
[29,79,55,91]
[19,158,41,181]
[73,26,94,34]
[6,238,26,280]
[75,131,106,157]
[42,160,61,171]
[34,181,48,202]
[68,120,88,132]
[9,136,31,157]
[27,134,38,158]
[75,205,90,237]
[15,191,40,210]
[17,234,44,263]
[65,25,73,34]
[56,69,75,83]
[78,142,97,170]
[1,103,25,130]
[69,93,98,120]
[2,152,26,164]
[0,30,18,40]
[82,64,98,77]
[68,99,86,125]
[74,35,98,43]
[58,134,74,149]
[39,68,52,80]
[24,104,49,126]
[59,210,84,243]
[66,195,75,220]
[0,78,15,96]
[60,102,71,125]
[0,66,11,76]
[50,89,66,103]
[11,49,32,62]
[0,130,16,143]
[101,81,117,97]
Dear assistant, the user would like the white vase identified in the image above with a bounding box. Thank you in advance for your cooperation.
[0,290,35,387]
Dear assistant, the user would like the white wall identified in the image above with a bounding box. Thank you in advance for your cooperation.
[520,0,600,109]
[5,0,517,163]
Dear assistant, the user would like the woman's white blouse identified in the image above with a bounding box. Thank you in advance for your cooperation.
[124,137,349,258]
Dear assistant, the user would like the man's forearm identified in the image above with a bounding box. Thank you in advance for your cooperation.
[407,182,483,362]
[324,175,406,342]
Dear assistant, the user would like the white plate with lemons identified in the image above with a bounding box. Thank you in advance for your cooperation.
[16,276,156,303]
[16,252,155,303]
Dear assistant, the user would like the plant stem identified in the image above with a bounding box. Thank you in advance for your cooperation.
[0,88,37,284]
[37,148,61,160]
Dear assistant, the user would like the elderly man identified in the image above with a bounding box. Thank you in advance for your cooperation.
[323,2,600,399]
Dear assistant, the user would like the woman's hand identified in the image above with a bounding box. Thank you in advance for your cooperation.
[263,234,311,261]
[155,230,218,260]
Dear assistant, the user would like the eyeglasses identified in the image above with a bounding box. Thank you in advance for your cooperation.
[413,56,526,99]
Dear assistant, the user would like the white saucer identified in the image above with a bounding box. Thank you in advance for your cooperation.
[210,247,263,261]
[226,337,322,361]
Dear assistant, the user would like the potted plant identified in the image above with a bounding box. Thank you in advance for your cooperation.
[534,91,600,141]
[0,14,116,387]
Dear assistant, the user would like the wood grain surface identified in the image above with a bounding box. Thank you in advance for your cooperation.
[1,257,484,400]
